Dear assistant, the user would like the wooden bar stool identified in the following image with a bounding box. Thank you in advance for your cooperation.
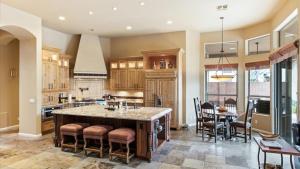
[108,128,135,164]
[83,125,113,157]
[60,123,89,152]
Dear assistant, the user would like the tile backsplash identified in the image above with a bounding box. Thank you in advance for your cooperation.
[70,78,108,99]
[69,78,144,99]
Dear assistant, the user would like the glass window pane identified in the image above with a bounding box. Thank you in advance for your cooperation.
[205,41,238,58]
[249,69,270,97]
[248,35,270,55]
[280,18,298,47]
[206,70,237,106]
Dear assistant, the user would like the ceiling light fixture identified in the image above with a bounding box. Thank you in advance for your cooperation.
[140,2,145,6]
[58,16,66,21]
[211,17,235,82]
[112,7,118,11]
[166,20,173,25]
[89,11,94,15]
[229,47,236,50]
[126,26,132,30]
[216,4,228,11]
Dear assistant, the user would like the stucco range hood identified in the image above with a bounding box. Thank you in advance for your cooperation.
[74,34,107,79]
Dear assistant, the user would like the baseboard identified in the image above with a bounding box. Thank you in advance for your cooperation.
[252,128,273,135]
[18,133,42,140]
[0,125,19,132]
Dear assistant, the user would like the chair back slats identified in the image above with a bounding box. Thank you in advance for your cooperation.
[245,100,254,124]
[193,98,201,119]
[201,102,216,122]
[224,97,237,113]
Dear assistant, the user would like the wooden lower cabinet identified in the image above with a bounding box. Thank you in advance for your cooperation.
[144,71,179,129]
[42,119,54,134]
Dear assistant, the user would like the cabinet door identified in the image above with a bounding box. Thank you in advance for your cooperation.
[136,70,144,90]
[64,67,69,90]
[48,62,58,90]
[118,69,128,89]
[110,69,119,89]
[42,93,50,106]
[127,69,137,89]
[144,79,157,103]
[42,61,49,91]
[158,79,177,128]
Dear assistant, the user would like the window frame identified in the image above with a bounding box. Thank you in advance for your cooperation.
[247,68,271,100]
[279,17,298,47]
[204,41,239,59]
[205,69,239,106]
[245,34,271,56]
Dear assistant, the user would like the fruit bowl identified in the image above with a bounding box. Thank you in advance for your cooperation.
[218,106,228,113]
[259,133,280,141]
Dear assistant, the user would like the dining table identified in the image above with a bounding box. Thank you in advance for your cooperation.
[204,108,238,139]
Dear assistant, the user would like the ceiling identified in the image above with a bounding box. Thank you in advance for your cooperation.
[2,0,286,37]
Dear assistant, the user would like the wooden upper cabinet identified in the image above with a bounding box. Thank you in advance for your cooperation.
[42,48,70,106]
[110,57,144,90]
[136,69,144,90]
[128,61,137,69]
[118,69,128,89]
[110,69,119,89]
[111,62,118,69]
[127,69,137,89]
[42,49,59,92]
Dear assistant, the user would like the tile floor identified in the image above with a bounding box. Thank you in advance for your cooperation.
[0,128,297,169]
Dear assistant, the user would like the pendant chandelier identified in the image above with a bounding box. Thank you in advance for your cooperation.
[211,17,235,81]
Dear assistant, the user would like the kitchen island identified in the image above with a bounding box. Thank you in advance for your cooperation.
[52,105,171,161]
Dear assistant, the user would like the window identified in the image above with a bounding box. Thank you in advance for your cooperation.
[279,17,298,47]
[205,69,238,106]
[205,41,238,58]
[248,68,271,99]
[246,34,271,55]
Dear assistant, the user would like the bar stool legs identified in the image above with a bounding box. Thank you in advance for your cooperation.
[108,128,136,164]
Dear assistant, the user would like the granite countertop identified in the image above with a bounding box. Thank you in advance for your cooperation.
[107,99,144,104]
[52,105,171,121]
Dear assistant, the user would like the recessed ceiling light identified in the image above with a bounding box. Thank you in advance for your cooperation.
[89,11,94,15]
[112,7,118,11]
[58,16,66,21]
[166,20,173,25]
[140,2,145,6]
[126,26,132,30]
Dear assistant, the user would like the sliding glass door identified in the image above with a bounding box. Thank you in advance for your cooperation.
[274,56,298,143]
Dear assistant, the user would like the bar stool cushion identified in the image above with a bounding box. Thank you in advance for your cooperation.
[60,123,89,133]
[83,125,113,136]
[109,128,135,141]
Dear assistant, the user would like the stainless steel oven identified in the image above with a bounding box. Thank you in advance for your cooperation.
[41,105,63,120]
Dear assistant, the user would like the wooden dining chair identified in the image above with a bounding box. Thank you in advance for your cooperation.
[229,100,254,143]
[193,97,202,134]
[201,102,224,143]
[224,97,237,113]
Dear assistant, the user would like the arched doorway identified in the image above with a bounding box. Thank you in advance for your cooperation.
[0,25,42,136]
[0,30,20,132]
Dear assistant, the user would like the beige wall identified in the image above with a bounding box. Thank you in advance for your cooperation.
[185,30,201,125]
[0,39,19,128]
[0,2,42,136]
[111,31,186,57]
